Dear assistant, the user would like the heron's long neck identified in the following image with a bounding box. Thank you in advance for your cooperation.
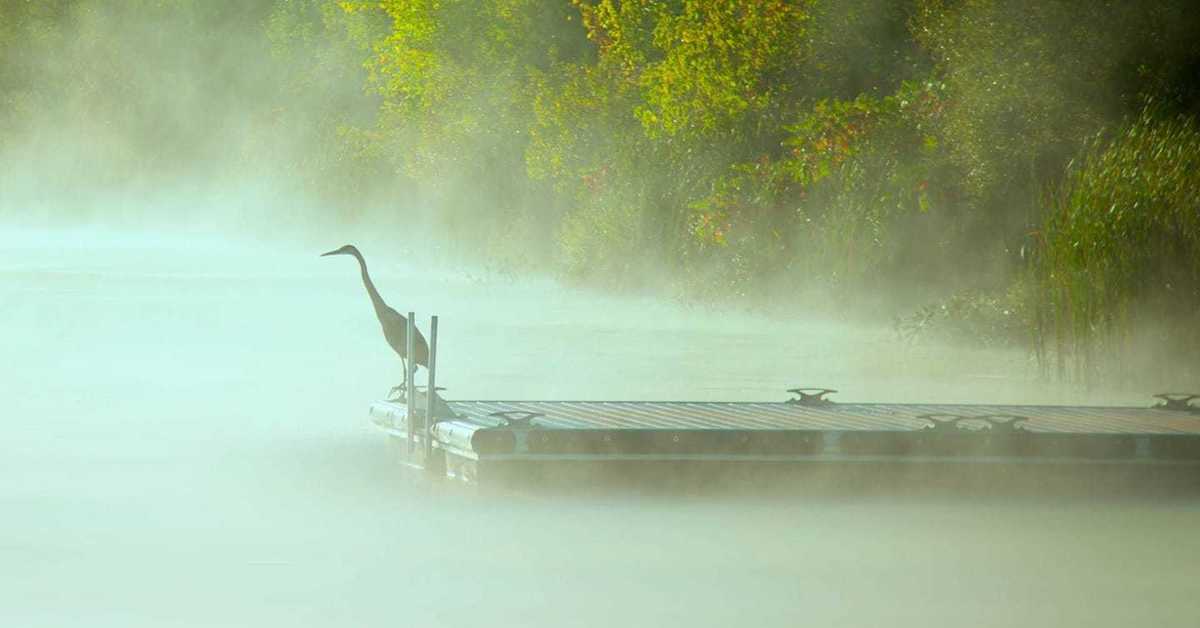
[351,251,387,315]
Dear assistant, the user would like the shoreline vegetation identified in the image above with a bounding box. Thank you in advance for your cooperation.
[2,1,1197,383]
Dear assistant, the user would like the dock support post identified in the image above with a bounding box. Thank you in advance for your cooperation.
[424,315,438,465]
[406,311,415,452]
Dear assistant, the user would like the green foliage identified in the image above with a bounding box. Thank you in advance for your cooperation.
[526,54,659,280]
[1034,106,1200,379]
[526,0,816,282]
[894,283,1033,348]
[914,0,1106,200]
[264,0,391,209]
[631,0,810,139]
[912,0,1200,234]
[803,0,929,99]
[683,80,954,298]
[4,0,1200,377]
[324,0,590,261]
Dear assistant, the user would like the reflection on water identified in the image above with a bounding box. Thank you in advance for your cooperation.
[2,228,1197,627]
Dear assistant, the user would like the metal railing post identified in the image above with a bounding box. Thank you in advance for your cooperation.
[424,315,438,463]
[406,311,415,452]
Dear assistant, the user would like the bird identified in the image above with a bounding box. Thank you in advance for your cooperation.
[321,244,428,400]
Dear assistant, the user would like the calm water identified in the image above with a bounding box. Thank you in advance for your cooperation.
[3,228,1197,627]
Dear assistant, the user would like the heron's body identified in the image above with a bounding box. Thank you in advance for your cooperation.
[322,245,428,389]
[377,304,429,368]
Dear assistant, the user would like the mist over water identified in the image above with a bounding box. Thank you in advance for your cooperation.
[2,227,1198,627]
[2,0,1198,624]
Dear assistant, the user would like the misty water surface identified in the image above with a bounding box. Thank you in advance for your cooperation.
[2,228,1198,627]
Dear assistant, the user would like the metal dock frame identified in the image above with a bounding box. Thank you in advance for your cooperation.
[392,312,446,476]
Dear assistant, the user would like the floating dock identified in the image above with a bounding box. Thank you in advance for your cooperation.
[369,389,1200,486]
[371,315,1198,487]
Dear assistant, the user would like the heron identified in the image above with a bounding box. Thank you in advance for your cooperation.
[321,244,428,399]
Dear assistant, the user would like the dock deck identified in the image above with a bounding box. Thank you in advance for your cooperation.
[368,392,1200,484]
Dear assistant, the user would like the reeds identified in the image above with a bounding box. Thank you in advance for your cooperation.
[1034,105,1200,381]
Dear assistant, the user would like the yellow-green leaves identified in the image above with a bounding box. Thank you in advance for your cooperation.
[572,1,810,139]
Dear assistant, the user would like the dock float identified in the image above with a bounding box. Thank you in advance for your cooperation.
[368,389,1200,487]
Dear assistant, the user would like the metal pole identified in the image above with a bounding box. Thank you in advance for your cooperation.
[424,315,438,462]
[406,311,415,451]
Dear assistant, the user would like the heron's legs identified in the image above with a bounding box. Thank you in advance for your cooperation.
[388,357,411,401]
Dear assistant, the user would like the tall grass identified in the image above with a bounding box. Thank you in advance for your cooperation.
[1035,105,1200,381]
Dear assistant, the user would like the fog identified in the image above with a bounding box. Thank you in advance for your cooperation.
[3,1,1199,625]
[2,227,1198,627]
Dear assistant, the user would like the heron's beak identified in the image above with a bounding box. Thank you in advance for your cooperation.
[320,249,340,257]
